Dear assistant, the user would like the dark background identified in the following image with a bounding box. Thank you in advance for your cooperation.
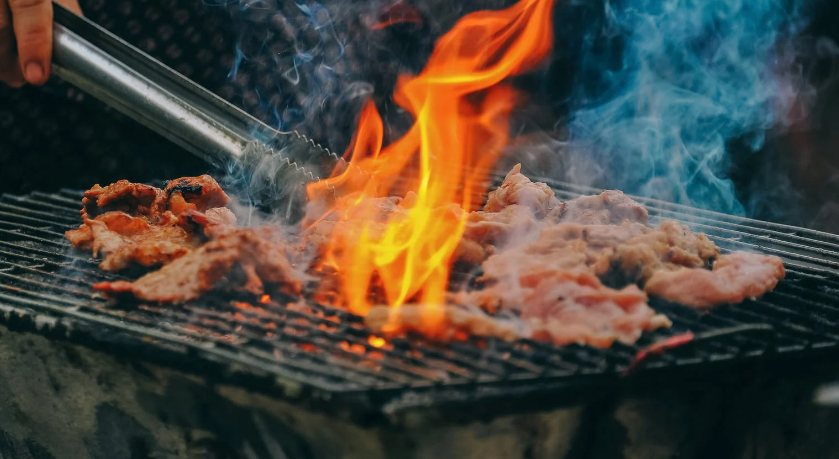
[1,0,839,231]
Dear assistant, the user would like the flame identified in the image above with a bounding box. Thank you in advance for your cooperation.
[368,336,387,348]
[306,0,555,332]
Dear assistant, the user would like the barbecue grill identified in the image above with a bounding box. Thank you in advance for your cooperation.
[1,173,839,458]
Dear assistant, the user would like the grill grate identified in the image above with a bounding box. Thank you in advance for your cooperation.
[1,178,839,413]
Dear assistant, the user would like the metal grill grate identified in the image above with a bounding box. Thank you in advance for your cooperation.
[1,179,839,413]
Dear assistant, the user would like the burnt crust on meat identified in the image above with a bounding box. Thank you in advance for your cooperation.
[66,176,236,271]
[93,228,302,303]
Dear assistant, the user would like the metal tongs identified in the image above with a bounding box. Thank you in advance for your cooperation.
[50,3,341,219]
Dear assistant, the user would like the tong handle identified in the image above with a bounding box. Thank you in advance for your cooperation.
[50,2,265,165]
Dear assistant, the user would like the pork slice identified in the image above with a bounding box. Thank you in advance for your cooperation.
[456,269,670,347]
[82,211,199,271]
[463,204,542,247]
[164,175,232,215]
[559,190,649,225]
[93,228,302,303]
[81,180,167,220]
[178,207,238,239]
[522,271,671,347]
[643,251,786,308]
[67,176,236,271]
[65,224,94,249]
[484,164,562,218]
[365,304,531,342]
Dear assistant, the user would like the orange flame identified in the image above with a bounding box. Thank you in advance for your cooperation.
[306,0,556,331]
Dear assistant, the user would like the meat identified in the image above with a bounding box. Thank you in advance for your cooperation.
[476,219,719,289]
[65,176,235,271]
[453,269,670,347]
[520,271,670,347]
[80,180,167,220]
[643,251,786,307]
[83,212,199,271]
[558,190,649,225]
[65,167,788,351]
[365,304,530,342]
[164,175,233,215]
[93,228,302,303]
[483,164,562,218]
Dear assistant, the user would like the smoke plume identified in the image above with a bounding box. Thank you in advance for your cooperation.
[546,0,824,215]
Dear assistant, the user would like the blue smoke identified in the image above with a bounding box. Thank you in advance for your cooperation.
[224,1,361,139]
[563,0,816,214]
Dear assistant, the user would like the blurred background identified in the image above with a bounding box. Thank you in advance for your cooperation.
[2,0,839,231]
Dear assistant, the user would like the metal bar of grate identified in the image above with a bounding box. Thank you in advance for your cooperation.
[0,180,837,413]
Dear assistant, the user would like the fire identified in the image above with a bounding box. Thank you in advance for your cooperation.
[368,336,387,348]
[306,0,556,331]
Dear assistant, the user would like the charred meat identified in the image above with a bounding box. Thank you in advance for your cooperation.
[93,228,302,303]
[65,176,235,271]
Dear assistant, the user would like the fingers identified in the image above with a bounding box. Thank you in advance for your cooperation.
[0,0,25,87]
[8,0,52,85]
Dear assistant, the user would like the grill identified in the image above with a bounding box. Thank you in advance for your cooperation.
[1,176,839,420]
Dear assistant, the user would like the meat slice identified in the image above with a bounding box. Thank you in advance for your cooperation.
[93,228,302,303]
[66,176,236,271]
[643,252,786,307]
[164,175,232,215]
[80,180,167,220]
[460,204,542,259]
[484,164,562,218]
[478,220,718,288]
[365,304,530,342]
[83,211,199,271]
[558,190,649,225]
[456,269,670,347]
[178,207,238,239]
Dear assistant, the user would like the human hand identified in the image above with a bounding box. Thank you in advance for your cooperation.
[0,0,82,87]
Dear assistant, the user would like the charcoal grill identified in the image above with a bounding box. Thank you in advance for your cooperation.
[1,175,839,458]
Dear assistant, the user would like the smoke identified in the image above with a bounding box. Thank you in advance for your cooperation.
[546,0,824,215]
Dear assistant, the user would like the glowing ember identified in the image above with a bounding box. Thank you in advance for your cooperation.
[259,294,271,304]
[306,0,556,333]
[368,336,387,348]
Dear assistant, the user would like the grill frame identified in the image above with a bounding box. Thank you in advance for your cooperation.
[2,177,839,422]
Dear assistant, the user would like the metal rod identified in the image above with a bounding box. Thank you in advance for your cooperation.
[50,3,260,165]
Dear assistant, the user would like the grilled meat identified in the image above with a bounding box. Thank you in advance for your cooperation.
[164,175,233,215]
[455,269,670,347]
[643,252,786,307]
[65,176,235,271]
[82,212,199,271]
[365,304,530,342]
[79,180,167,221]
[557,190,649,225]
[68,166,786,350]
[93,228,302,303]
[483,163,562,219]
